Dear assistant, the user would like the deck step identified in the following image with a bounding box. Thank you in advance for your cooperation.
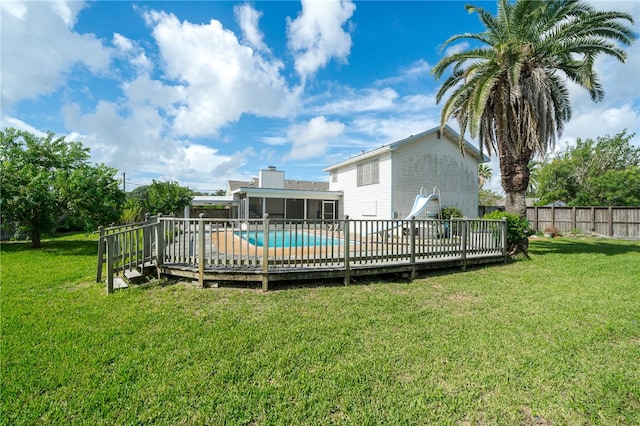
[124,268,145,283]
[113,277,129,290]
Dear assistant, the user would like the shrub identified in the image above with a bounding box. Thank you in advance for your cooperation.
[120,199,143,224]
[543,225,561,237]
[482,210,535,246]
[441,206,463,219]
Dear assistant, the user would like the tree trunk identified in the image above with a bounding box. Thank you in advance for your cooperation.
[31,228,42,248]
[500,148,531,217]
[504,190,527,217]
[499,144,532,257]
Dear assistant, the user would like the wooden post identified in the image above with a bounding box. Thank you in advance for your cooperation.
[502,219,508,262]
[571,207,577,232]
[460,219,468,272]
[262,214,270,292]
[198,213,205,288]
[156,214,164,279]
[106,235,115,294]
[534,207,539,232]
[343,216,351,286]
[591,207,596,232]
[409,216,416,281]
[96,226,104,282]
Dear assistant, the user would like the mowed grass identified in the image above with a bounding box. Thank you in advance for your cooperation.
[1,235,639,425]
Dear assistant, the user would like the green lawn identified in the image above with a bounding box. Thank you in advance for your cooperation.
[1,235,639,425]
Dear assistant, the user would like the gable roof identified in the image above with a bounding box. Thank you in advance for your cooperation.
[323,124,490,172]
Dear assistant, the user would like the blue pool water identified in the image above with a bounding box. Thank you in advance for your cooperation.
[234,230,343,248]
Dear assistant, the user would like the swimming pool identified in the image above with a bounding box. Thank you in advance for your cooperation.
[234,230,344,248]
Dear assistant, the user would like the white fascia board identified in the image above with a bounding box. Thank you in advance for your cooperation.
[239,187,343,200]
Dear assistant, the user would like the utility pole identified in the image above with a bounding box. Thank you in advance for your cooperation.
[122,171,126,192]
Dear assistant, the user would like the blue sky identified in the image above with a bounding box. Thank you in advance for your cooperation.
[2,0,639,194]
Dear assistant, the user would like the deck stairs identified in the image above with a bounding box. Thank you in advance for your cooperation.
[113,262,157,291]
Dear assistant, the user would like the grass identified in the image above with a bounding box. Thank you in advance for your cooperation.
[1,234,639,425]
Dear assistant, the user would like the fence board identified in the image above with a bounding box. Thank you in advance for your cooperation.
[526,206,640,239]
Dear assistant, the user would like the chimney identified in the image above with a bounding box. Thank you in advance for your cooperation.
[259,166,285,188]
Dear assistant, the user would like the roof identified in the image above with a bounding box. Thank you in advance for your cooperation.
[192,195,237,205]
[323,124,490,172]
[229,178,329,192]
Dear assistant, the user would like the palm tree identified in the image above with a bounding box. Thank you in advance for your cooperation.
[478,164,492,188]
[527,160,541,197]
[432,0,635,217]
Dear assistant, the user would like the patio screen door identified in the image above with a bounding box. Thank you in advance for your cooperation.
[322,201,335,220]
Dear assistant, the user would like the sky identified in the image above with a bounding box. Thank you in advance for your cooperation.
[2,0,639,194]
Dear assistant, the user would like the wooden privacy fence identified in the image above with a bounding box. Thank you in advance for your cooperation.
[527,206,640,240]
[98,215,507,293]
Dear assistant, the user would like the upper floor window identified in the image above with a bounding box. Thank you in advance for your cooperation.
[331,170,337,183]
[357,158,379,186]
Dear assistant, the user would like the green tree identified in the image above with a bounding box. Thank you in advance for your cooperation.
[120,198,144,224]
[479,188,503,206]
[1,128,124,247]
[432,0,635,219]
[58,164,125,231]
[127,185,151,205]
[536,130,640,206]
[145,180,193,215]
[526,160,541,197]
[478,164,492,188]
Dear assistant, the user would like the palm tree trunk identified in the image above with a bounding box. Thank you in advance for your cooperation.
[500,148,531,217]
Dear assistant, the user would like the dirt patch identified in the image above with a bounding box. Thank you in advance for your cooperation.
[447,292,480,303]
[520,407,549,425]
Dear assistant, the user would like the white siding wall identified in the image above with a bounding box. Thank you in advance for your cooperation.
[329,153,393,220]
[391,133,479,218]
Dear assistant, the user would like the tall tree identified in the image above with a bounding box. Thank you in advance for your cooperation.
[535,130,640,206]
[0,128,124,247]
[478,164,492,188]
[58,164,125,231]
[145,180,193,216]
[432,0,635,218]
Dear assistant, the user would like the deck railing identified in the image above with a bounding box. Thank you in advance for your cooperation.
[100,215,506,292]
[96,215,158,292]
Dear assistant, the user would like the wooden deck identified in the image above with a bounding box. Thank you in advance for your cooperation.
[99,216,508,292]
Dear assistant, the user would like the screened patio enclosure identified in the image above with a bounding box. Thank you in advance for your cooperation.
[236,188,342,220]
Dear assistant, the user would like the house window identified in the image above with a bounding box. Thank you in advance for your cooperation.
[357,158,379,186]
[331,170,337,183]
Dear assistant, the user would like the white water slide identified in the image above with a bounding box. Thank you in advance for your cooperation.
[404,187,442,220]
[369,187,442,237]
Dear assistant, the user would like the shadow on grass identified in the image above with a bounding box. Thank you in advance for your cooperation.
[0,239,98,257]
[529,237,640,257]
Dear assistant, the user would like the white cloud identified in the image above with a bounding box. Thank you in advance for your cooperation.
[443,41,470,57]
[63,100,180,171]
[144,10,297,137]
[312,88,399,115]
[0,116,47,137]
[558,104,639,153]
[350,116,439,147]
[398,94,439,113]
[259,136,289,146]
[234,3,268,52]
[376,59,433,86]
[122,74,185,110]
[62,100,255,190]
[0,0,111,107]
[1,1,27,19]
[286,0,356,80]
[286,116,345,159]
[112,33,153,73]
